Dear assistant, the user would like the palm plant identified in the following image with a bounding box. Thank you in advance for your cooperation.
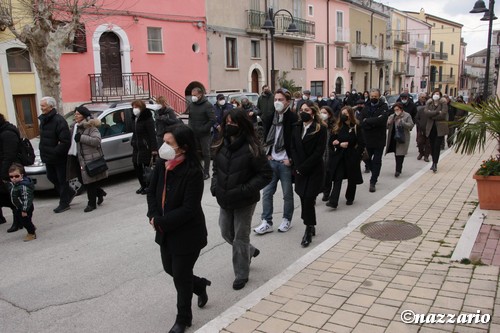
[452,97,500,156]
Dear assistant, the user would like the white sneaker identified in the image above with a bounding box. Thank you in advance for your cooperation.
[278,218,292,232]
[254,220,273,234]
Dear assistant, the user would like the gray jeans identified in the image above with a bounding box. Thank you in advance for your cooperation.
[219,203,258,280]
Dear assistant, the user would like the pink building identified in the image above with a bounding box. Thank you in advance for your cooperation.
[305,0,350,96]
[59,0,208,112]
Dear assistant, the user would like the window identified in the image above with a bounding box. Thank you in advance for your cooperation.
[72,23,87,53]
[308,5,313,16]
[356,31,361,44]
[6,48,31,72]
[316,45,324,68]
[450,67,454,76]
[451,44,454,55]
[293,46,302,69]
[226,37,238,68]
[251,40,260,58]
[310,81,323,97]
[147,27,163,52]
[293,0,301,18]
[335,47,343,68]
[336,11,344,40]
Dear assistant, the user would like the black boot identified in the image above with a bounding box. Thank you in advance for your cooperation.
[197,278,211,308]
[97,189,107,205]
[301,226,314,247]
[7,221,21,233]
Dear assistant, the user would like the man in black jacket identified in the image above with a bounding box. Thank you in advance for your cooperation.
[360,89,389,193]
[257,85,274,131]
[326,92,341,117]
[187,88,216,179]
[0,114,19,230]
[39,96,74,213]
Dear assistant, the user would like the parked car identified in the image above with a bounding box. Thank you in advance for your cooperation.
[205,92,259,106]
[385,94,400,110]
[26,101,161,191]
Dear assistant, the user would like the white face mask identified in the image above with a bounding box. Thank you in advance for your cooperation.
[232,103,238,108]
[274,101,285,112]
[133,108,141,116]
[218,99,225,106]
[302,95,309,100]
[158,143,178,160]
[192,95,199,103]
[394,110,402,116]
[319,113,328,121]
[318,98,323,102]
[330,96,335,100]
[432,95,440,101]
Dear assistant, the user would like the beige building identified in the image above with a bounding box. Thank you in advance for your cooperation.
[205,0,314,93]
[348,1,391,93]
[407,9,462,96]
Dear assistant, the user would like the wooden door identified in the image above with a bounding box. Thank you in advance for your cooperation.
[13,95,38,139]
[99,32,123,88]
[251,69,259,93]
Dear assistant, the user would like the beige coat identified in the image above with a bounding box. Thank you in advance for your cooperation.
[424,98,449,137]
[385,111,414,156]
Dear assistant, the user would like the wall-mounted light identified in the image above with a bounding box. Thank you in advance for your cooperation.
[133,16,139,24]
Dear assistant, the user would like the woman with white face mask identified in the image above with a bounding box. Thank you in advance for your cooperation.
[423,90,448,172]
[131,99,158,194]
[385,103,414,177]
[147,124,209,333]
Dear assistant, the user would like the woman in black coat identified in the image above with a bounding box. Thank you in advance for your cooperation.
[146,124,209,333]
[325,106,365,210]
[290,100,327,247]
[211,109,272,290]
[131,100,157,194]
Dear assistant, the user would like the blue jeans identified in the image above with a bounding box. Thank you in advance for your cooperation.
[261,160,294,224]
[365,147,384,185]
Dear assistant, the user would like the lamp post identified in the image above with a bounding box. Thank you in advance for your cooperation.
[262,7,299,92]
[470,0,497,99]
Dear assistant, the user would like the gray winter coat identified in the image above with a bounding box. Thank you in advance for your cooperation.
[424,98,449,137]
[385,111,414,156]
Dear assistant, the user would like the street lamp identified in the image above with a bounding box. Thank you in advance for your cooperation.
[470,0,497,99]
[262,7,299,92]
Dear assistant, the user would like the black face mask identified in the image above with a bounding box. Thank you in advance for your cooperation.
[225,124,239,137]
[370,98,379,105]
[300,112,312,122]
[340,115,348,123]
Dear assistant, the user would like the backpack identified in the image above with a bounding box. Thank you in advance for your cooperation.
[17,137,35,166]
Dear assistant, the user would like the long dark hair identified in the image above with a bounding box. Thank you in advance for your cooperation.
[164,124,202,170]
[218,108,261,156]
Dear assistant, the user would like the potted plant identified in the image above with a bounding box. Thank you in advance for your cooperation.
[453,97,500,210]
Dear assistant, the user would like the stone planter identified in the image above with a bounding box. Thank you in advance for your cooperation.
[473,174,500,210]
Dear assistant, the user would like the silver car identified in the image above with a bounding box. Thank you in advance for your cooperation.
[26,101,160,190]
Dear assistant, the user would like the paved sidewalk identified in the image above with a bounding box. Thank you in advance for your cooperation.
[198,139,499,333]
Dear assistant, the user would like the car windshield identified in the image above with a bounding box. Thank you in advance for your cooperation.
[64,110,102,126]
[386,95,399,105]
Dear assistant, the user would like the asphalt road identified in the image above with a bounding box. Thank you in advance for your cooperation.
[0,132,434,332]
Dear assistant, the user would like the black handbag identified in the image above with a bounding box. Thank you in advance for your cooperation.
[394,124,405,144]
[85,156,108,177]
[143,156,155,186]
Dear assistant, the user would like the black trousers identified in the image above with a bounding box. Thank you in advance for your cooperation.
[328,161,357,207]
[395,155,405,173]
[14,206,35,234]
[133,162,146,188]
[428,126,443,165]
[365,147,384,185]
[46,162,74,206]
[86,181,105,207]
[160,246,203,326]
[300,196,317,226]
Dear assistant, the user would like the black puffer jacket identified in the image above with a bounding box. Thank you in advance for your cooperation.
[360,101,389,149]
[0,122,21,180]
[211,135,272,209]
[131,109,157,165]
[38,109,71,164]
[187,97,216,136]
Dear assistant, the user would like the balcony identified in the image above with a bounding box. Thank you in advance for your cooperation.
[393,30,410,45]
[393,62,407,75]
[435,74,456,83]
[335,27,350,44]
[246,10,315,40]
[376,49,393,64]
[431,52,448,62]
[409,40,426,53]
[406,65,416,77]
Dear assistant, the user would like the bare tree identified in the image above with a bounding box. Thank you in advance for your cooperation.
[0,0,99,112]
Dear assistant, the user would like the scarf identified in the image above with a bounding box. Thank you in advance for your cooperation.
[161,154,186,216]
[68,123,78,156]
[265,110,286,153]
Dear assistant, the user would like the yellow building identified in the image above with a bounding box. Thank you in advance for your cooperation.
[348,2,391,92]
[407,9,462,96]
[0,1,41,138]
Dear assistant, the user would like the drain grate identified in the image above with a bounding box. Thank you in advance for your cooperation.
[360,220,422,241]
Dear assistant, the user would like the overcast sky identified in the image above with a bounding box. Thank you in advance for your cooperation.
[381,0,499,56]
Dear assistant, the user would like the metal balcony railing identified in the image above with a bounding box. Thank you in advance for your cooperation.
[435,74,456,83]
[335,27,350,43]
[246,10,315,39]
[432,52,448,61]
[89,72,188,113]
[393,30,410,44]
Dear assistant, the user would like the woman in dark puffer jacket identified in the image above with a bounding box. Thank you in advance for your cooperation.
[211,108,272,291]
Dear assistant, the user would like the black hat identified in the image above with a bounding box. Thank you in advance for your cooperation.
[355,99,365,105]
[216,94,225,100]
[400,92,409,98]
[303,90,311,95]
[75,106,91,119]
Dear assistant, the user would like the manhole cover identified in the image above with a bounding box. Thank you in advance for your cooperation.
[360,220,422,241]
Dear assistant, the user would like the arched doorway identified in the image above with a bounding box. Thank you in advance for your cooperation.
[251,69,259,93]
[99,32,122,88]
[335,77,343,94]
